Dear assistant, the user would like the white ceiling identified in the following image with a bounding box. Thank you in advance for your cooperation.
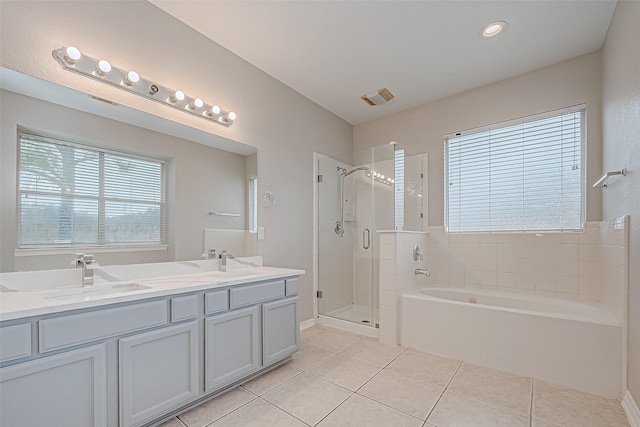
[150,0,616,126]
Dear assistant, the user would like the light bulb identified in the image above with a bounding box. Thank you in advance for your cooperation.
[227,112,237,121]
[481,21,507,38]
[125,71,139,86]
[64,47,81,64]
[387,177,392,182]
[209,105,221,115]
[188,98,204,110]
[170,91,185,103]
[380,175,385,179]
[96,60,111,75]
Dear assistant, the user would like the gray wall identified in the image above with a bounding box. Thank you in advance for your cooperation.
[602,0,640,403]
[1,89,249,271]
[354,51,603,225]
[0,1,353,322]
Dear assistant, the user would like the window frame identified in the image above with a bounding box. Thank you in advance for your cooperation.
[444,105,586,233]
[16,132,168,250]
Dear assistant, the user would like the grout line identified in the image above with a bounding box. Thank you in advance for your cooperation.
[311,391,355,426]
[257,396,314,427]
[423,359,464,422]
[529,380,534,427]
[198,394,259,427]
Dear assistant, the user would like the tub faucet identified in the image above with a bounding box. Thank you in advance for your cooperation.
[415,268,430,277]
[220,250,235,272]
[73,253,100,286]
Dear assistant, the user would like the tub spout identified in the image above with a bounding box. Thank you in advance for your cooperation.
[415,268,430,276]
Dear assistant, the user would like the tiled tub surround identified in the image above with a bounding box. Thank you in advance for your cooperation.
[159,325,631,427]
[421,218,629,312]
[378,218,629,398]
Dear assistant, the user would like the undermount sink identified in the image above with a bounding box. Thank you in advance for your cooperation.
[41,282,151,301]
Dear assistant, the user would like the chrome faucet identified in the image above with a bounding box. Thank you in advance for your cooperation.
[73,253,100,286]
[220,250,235,272]
[202,249,217,260]
[415,268,431,276]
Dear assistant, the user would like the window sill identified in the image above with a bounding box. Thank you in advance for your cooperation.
[15,245,168,257]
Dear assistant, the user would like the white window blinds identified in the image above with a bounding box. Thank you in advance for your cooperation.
[18,133,166,247]
[249,176,258,233]
[445,106,585,233]
[394,147,405,230]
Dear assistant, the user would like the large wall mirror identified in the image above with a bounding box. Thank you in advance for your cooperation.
[0,68,258,273]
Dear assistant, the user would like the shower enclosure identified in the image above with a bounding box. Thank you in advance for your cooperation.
[316,143,424,328]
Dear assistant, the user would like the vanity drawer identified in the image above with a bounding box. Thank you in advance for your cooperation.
[171,295,198,322]
[230,280,285,308]
[205,290,229,315]
[285,278,300,296]
[0,323,32,362]
[39,300,168,353]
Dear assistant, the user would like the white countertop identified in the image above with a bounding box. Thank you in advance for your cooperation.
[0,266,304,322]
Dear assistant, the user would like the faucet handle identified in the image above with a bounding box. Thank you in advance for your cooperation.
[413,245,424,261]
[72,253,85,267]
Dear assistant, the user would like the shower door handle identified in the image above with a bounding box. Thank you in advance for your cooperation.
[363,228,370,250]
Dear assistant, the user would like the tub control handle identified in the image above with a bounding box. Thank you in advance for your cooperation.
[415,268,430,276]
[363,228,370,250]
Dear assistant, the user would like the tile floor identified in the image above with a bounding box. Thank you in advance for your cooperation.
[160,325,630,427]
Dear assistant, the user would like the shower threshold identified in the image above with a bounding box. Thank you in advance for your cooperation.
[324,304,379,326]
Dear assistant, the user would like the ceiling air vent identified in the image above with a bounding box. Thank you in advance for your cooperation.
[361,88,395,106]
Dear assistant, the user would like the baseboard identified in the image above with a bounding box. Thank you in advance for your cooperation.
[623,390,640,427]
[299,318,316,331]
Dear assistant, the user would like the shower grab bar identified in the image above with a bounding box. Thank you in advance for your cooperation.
[208,212,240,217]
[363,228,370,250]
[592,168,626,189]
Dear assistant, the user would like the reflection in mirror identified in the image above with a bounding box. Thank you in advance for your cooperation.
[0,68,258,273]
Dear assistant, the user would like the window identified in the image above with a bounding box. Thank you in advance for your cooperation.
[445,106,585,233]
[248,176,258,233]
[394,147,404,230]
[18,133,166,247]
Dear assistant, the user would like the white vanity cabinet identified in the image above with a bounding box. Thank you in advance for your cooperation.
[205,305,261,391]
[119,322,199,427]
[0,273,301,427]
[263,296,299,366]
[0,344,108,427]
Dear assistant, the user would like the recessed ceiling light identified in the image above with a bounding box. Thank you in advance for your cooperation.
[481,21,507,38]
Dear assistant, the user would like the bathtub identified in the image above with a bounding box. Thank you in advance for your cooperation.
[400,287,622,398]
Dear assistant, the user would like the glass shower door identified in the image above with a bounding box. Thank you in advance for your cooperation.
[317,149,376,326]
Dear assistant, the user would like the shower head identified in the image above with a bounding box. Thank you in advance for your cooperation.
[342,166,370,177]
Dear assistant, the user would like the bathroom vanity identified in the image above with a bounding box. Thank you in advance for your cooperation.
[0,265,303,427]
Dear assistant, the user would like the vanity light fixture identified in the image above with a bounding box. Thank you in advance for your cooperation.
[481,21,507,38]
[366,170,394,186]
[52,46,237,127]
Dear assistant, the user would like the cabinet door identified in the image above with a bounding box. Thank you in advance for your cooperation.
[205,305,260,391]
[119,322,198,427]
[263,297,299,366]
[0,344,107,427]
